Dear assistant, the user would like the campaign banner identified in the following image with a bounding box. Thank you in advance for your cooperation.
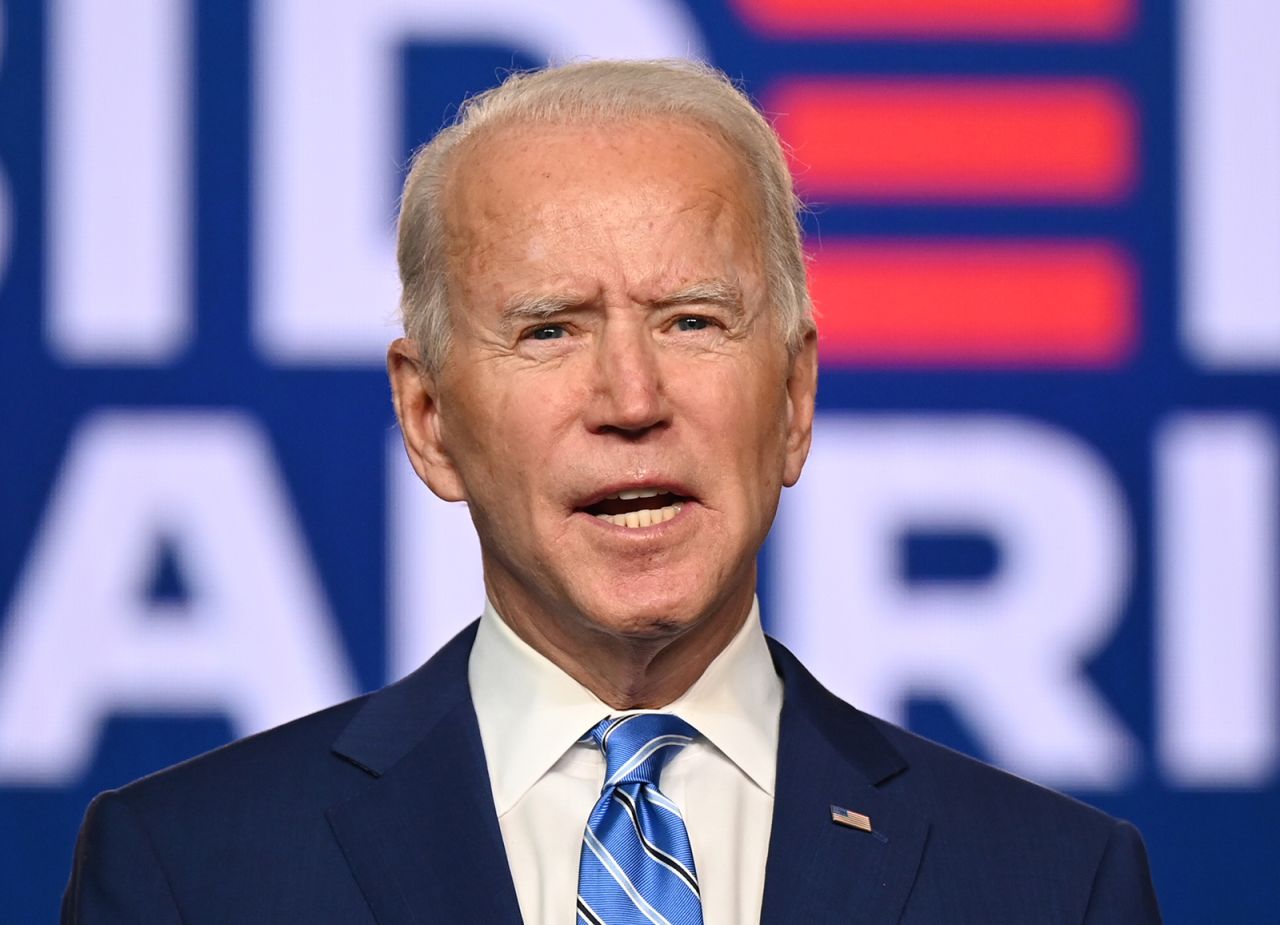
[1,1,1276,920]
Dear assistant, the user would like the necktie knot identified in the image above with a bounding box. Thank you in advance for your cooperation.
[588,713,698,788]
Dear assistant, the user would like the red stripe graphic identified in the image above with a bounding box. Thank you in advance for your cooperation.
[809,241,1137,366]
[771,80,1136,203]
[732,0,1135,39]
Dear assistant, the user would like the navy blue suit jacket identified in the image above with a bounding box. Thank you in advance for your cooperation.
[63,624,1161,923]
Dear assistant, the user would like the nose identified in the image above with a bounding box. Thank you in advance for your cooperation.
[584,322,670,437]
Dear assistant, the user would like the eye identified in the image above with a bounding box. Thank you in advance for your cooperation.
[674,316,711,332]
[528,324,567,341]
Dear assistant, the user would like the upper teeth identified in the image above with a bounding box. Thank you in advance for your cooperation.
[610,488,664,500]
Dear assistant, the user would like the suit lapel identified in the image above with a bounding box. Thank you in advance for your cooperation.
[324,624,523,925]
[761,640,929,925]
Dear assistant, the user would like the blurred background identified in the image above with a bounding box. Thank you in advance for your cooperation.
[1,0,1277,920]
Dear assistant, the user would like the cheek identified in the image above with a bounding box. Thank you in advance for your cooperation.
[740,385,793,492]
[452,383,570,498]
[691,370,787,480]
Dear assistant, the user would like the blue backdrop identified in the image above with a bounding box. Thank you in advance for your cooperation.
[2,1,1277,921]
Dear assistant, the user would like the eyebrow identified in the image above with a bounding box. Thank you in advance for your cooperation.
[500,292,586,324]
[498,279,745,330]
[653,279,745,315]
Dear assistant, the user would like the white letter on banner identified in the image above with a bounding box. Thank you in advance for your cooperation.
[1180,0,1280,367]
[772,414,1138,789]
[47,0,191,362]
[1156,414,1278,786]
[0,412,356,785]
[255,0,705,364]
[386,429,484,680]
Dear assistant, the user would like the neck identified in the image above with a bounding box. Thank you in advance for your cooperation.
[488,584,754,710]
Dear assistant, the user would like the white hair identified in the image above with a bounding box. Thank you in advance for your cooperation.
[395,58,814,372]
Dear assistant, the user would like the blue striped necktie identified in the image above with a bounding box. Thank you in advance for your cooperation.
[576,713,704,925]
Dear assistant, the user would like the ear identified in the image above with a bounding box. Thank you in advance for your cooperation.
[387,337,468,502]
[781,327,818,488]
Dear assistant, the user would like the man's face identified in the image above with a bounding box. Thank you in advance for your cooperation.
[393,116,816,649]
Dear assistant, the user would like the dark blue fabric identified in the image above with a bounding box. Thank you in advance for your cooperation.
[62,622,1162,924]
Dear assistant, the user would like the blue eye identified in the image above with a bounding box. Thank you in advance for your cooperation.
[530,325,566,340]
[675,316,709,331]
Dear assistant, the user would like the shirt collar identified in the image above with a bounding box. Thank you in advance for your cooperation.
[468,597,782,816]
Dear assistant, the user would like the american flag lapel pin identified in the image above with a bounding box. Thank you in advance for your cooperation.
[830,805,873,833]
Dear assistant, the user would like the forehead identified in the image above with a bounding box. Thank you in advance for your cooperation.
[441,116,765,302]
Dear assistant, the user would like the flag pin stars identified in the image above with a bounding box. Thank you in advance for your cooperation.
[830,805,873,833]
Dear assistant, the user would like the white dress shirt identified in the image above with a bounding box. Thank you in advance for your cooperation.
[468,597,783,925]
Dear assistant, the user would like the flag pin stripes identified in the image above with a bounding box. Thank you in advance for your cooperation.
[830,805,873,832]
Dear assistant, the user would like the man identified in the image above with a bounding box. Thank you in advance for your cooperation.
[64,59,1161,923]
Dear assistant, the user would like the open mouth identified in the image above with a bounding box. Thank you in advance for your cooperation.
[579,487,690,528]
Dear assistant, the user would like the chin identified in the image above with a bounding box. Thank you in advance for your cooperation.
[571,584,717,642]
[576,575,737,639]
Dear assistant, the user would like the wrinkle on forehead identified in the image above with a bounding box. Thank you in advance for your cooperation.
[433,114,777,354]
[442,116,765,273]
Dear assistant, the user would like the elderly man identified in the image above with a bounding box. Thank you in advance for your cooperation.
[64,60,1160,924]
